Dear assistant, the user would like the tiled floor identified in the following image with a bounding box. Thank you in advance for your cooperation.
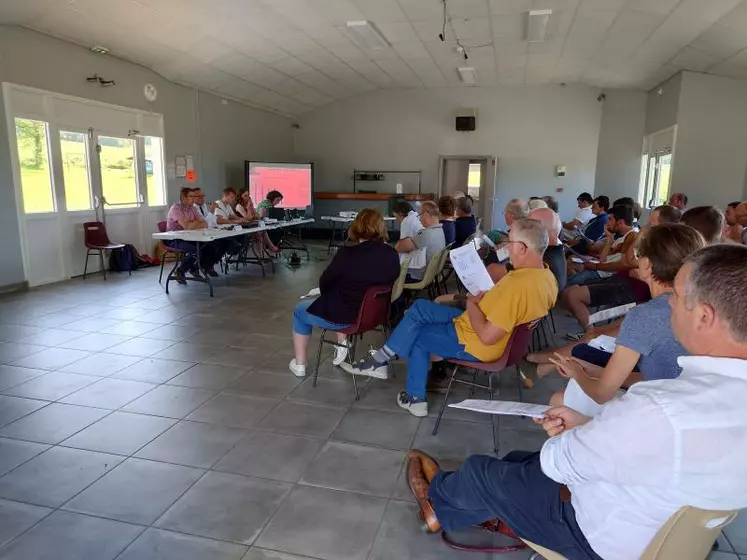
[0,243,742,560]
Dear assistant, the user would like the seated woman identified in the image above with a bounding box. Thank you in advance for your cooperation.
[540,223,707,416]
[438,196,456,246]
[257,190,285,249]
[235,189,281,254]
[289,208,400,377]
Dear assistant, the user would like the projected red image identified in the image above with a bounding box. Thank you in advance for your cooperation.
[249,166,311,208]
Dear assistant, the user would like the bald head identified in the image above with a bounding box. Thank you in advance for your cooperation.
[529,207,560,246]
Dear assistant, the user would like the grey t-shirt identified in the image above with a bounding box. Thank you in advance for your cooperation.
[617,294,688,380]
[409,224,445,280]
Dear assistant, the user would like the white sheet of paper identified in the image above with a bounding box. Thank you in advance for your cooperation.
[588,334,617,353]
[449,399,550,419]
[300,287,321,299]
[401,247,426,269]
[449,244,494,296]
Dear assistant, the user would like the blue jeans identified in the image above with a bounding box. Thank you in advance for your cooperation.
[292,300,350,336]
[566,269,600,287]
[385,299,478,399]
[570,343,613,368]
[429,452,602,560]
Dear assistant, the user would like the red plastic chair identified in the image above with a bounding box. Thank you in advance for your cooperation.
[83,221,126,281]
[432,319,541,452]
[312,284,393,400]
[157,220,185,284]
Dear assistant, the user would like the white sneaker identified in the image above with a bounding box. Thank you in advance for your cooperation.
[339,357,389,380]
[332,341,349,366]
[397,391,428,417]
[289,359,307,378]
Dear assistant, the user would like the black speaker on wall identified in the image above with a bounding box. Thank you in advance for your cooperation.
[456,116,476,131]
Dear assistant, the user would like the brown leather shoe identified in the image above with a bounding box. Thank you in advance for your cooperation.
[407,449,440,483]
[407,455,441,533]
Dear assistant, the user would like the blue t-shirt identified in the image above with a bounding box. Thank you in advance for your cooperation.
[583,213,608,242]
[616,294,687,380]
[440,220,456,246]
[454,215,477,247]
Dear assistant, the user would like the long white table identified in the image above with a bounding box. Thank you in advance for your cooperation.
[153,218,314,296]
[321,215,397,253]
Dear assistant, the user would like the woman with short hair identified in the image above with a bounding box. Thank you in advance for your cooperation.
[545,223,707,416]
[289,208,400,377]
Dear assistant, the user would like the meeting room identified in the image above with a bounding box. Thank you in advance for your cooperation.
[1,1,747,559]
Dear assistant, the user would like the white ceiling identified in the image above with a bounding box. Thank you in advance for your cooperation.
[4,0,747,116]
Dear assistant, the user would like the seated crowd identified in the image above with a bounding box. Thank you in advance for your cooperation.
[290,189,747,560]
[164,186,285,284]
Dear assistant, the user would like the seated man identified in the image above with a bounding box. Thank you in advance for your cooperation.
[166,187,220,284]
[214,187,245,225]
[681,205,725,244]
[392,200,423,241]
[342,218,557,417]
[561,205,640,334]
[567,195,609,255]
[723,201,744,243]
[736,201,747,244]
[668,191,688,210]
[454,197,477,247]
[396,200,445,282]
[438,195,456,246]
[561,192,594,231]
[407,244,747,560]
[192,188,218,228]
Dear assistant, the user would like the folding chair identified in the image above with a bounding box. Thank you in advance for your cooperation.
[83,221,126,280]
[157,220,184,284]
[403,245,451,300]
[523,506,740,560]
[432,320,540,452]
[312,285,393,400]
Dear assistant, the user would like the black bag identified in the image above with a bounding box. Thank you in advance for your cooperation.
[110,244,139,272]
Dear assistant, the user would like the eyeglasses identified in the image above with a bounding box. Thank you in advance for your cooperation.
[504,240,527,248]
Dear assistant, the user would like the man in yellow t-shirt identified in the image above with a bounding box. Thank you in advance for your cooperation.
[341,218,558,417]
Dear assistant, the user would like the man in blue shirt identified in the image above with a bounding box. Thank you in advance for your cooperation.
[568,195,609,255]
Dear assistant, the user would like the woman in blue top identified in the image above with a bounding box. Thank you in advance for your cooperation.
[548,223,707,416]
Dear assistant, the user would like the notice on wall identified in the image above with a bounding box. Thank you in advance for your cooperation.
[175,155,187,178]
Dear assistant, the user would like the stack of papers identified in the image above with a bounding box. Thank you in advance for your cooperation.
[449,399,550,419]
[588,334,617,353]
[588,302,636,325]
[449,244,494,296]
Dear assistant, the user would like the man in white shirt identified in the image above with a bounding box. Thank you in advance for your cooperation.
[392,200,424,241]
[406,244,747,560]
[214,187,245,225]
[192,188,218,228]
[562,192,595,230]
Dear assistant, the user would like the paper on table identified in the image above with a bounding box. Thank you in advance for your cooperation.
[449,244,494,296]
[449,399,550,419]
[588,334,617,353]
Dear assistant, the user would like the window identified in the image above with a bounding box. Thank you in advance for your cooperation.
[98,135,138,208]
[59,131,92,211]
[14,118,55,213]
[144,136,167,206]
[467,162,482,201]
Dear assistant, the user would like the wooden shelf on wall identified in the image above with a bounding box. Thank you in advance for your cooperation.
[314,192,434,201]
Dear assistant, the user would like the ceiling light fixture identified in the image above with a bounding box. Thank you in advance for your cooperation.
[345,21,390,50]
[90,45,109,54]
[526,10,552,43]
[457,67,477,85]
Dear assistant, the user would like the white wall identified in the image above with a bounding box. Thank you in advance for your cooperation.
[671,72,747,208]
[294,85,603,229]
[594,90,647,202]
[0,26,293,289]
[645,72,681,135]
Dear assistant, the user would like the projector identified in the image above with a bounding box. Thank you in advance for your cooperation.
[339,211,357,219]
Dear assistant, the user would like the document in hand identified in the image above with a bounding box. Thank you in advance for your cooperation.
[588,334,617,353]
[449,244,494,296]
[588,302,636,325]
[449,399,550,419]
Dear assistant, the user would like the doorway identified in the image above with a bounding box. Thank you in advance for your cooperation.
[5,83,168,286]
[438,156,497,230]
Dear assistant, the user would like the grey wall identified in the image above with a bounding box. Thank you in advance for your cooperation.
[671,72,747,208]
[645,72,681,135]
[594,90,647,202]
[294,85,603,228]
[0,26,293,289]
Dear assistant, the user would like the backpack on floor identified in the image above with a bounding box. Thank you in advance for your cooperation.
[110,244,139,272]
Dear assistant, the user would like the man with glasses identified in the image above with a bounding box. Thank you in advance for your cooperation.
[342,218,557,417]
[165,187,220,283]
